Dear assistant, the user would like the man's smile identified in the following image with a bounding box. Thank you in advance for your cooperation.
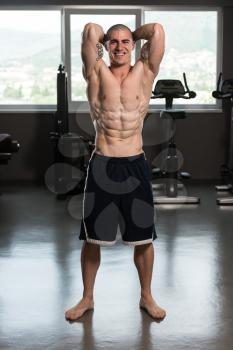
[113,52,127,57]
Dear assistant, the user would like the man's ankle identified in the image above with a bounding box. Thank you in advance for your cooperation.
[141,290,152,299]
[83,293,94,301]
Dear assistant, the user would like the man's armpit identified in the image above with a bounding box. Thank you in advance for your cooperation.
[140,41,150,61]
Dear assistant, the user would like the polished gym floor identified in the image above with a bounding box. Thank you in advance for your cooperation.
[0,182,233,350]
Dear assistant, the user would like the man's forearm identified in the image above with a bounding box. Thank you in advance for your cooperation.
[132,23,162,42]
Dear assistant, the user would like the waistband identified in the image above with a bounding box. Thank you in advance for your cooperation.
[90,151,146,163]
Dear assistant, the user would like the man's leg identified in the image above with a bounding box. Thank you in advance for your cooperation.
[134,243,166,319]
[65,241,101,320]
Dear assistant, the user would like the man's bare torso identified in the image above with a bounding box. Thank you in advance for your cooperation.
[81,23,164,156]
[84,60,154,157]
[87,60,154,157]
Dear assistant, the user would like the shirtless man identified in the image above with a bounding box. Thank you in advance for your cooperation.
[65,22,166,320]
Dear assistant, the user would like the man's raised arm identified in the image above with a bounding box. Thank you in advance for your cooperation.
[81,23,106,80]
[132,23,165,77]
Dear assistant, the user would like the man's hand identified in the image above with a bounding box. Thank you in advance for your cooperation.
[102,33,110,51]
[132,31,137,43]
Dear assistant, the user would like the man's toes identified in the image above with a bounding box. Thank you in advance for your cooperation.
[154,309,166,319]
[65,309,77,320]
[141,304,166,320]
[65,312,72,320]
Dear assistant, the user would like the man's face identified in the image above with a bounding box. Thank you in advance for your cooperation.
[105,29,135,67]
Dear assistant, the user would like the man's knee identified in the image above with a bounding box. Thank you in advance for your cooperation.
[84,241,101,250]
[134,242,153,250]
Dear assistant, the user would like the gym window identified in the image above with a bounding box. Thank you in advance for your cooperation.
[144,8,220,109]
[0,10,61,111]
[0,7,221,112]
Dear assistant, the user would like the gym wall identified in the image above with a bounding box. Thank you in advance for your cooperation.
[0,1,233,182]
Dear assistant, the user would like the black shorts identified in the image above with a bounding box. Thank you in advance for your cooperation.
[79,151,157,246]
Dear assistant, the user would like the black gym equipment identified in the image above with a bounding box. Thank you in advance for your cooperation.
[150,73,200,204]
[212,73,233,205]
[0,133,20,194]
[49,64,94,198]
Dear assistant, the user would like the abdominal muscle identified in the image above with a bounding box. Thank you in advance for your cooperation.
[91,107,146,157]
[95,129,143,157]
[87,62,152,157]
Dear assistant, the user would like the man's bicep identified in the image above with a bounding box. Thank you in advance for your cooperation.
[142,24,165,76]
[81,23,104,79]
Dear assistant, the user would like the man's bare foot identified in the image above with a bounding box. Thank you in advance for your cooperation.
[139,295,166,320]
[65,297,94,321]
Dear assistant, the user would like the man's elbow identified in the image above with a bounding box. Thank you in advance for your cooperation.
[83,23,95,36]
[83,22,103,42]
[153,23,164,32]
[84,22,94,30]
[153,23,165,39]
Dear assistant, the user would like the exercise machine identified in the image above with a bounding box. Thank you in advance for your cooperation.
[49,64,94,198]
[150,73,200,204]
[0,133,20,194]
[212,73,233,205]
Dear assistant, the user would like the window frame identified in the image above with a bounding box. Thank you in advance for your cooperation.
[0,5,222,113]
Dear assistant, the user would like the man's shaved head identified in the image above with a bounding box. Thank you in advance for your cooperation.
[106,24,133,40]
[104,24,135,68]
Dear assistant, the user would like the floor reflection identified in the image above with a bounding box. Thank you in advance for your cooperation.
[0,184,232,349]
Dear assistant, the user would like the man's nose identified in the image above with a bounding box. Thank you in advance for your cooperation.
[116,41,123,49]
